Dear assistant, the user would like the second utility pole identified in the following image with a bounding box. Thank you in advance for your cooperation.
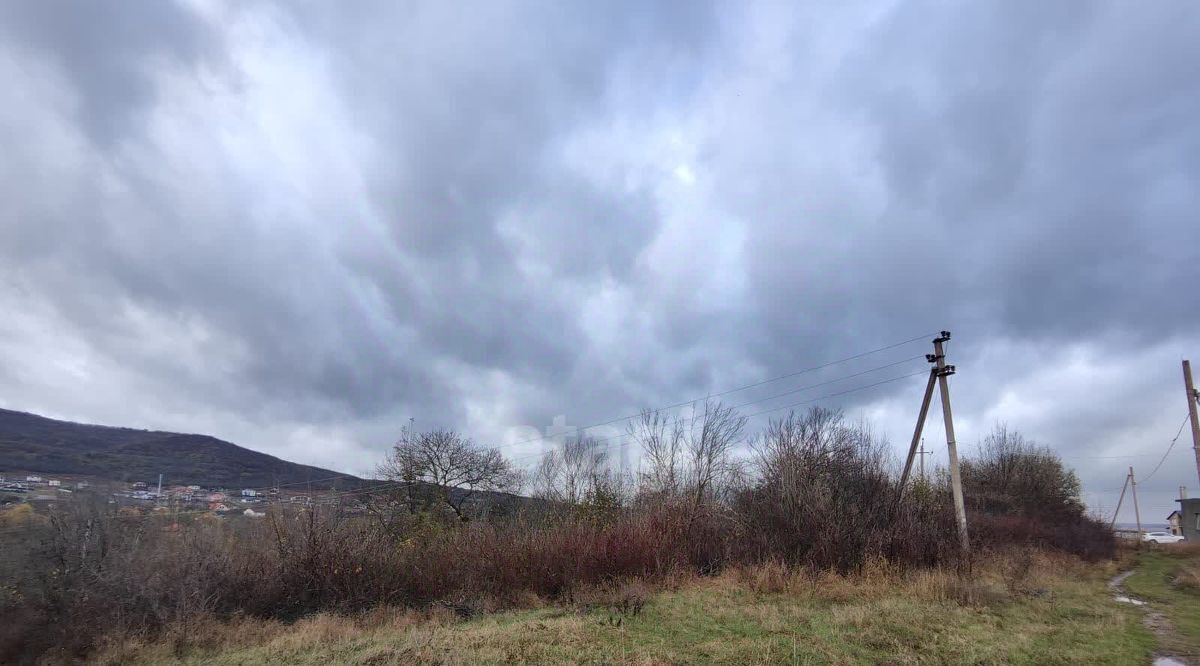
[1183,360,1200,487]
[1129,466,1143,536]
[933,331,970,555]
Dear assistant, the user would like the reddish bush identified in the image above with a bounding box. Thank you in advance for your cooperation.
[969,513,1115,561]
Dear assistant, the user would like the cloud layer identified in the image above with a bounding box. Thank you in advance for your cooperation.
[2,1,1198,521]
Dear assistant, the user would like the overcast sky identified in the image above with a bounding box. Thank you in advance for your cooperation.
[2,1,1198,523]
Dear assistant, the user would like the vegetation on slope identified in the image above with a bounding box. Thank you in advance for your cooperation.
[0,407,363,488]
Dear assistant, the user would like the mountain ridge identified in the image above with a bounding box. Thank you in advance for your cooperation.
[0,407,365,489]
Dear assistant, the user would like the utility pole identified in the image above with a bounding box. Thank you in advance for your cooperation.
[1181,486,1188,500]
[933,331,969,555]
[1129,466,1143,536]
[156,473,163,499]
[1110,471,1130,530]
[899,367,938,496]
[918,438,932,481]
[1183,360,1200,486]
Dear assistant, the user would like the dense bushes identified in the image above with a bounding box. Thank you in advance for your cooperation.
[0,503,706,663]
[961,424,1114,561]
[734,408,959,572]
[0,410,1114,664]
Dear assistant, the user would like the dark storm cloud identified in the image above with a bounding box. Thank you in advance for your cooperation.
[0,1,1197,515]
[0,0,719,433]
[0,0,224,147]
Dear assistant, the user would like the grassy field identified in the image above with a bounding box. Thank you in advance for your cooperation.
[1122,545,1200,661]
[102,552,1156,666]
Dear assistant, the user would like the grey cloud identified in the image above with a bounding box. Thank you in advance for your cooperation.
[0,0,1197,522]
[0,0,224,147]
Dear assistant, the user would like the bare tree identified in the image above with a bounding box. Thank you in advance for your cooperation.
[532,434,632,512]
[532,434,605,504]
[684,400,747,511]
[378,429,518,521]
[628,409,684,496]
[629,401,746,512]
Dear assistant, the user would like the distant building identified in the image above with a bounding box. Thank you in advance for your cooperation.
[1176,498,1200,541]
[75,481,89,489]
[187,485,202,491]
[1168,510,1183,536]
[131,482,148,490]
[26,476,42,483]
[241,489,258,497]
[47,479,61,487]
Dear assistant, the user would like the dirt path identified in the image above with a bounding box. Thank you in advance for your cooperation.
[1109,569,1190,666]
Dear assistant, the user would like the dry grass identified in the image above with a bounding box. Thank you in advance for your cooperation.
[1176,562,1200,592]
[99,547,1152,666]
[723,548,1100,607]
[93,607,451,665]
[0,503,45,528]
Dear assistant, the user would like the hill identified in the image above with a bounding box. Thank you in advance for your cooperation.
[0,408,365,489]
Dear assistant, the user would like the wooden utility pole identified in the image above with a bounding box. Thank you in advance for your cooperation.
[899,368,938,495]
[933,331,970,555]
[1184,360,1200,486]
[1110,471,1130,530]
[1129,466,1143,536]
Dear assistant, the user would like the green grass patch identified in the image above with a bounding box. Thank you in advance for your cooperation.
[1123,546,1200,659]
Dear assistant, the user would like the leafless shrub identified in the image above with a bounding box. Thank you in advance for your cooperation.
[629,408,685,496]
[628,401,746,516]
[532,434,629,514]
[735,407,940,572]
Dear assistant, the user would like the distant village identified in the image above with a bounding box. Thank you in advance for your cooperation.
[0,472,364,518]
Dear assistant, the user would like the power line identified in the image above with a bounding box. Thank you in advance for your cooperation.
[505,367,931,465]
[222,333,936,488]
[1140,413,1192,483]
[726,356,924,412]
[502,333,934,450]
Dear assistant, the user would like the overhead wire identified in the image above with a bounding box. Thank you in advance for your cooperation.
[499,332,935,451]
[1138,413,1192,483]
[165,333,938,491]
[504,365,931,465]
